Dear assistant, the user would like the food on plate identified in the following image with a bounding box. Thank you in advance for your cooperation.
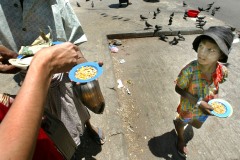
[75,66,97,80]
[212,102,226,114]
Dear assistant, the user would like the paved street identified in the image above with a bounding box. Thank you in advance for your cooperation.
[184,0,240,30]
[1,0,240,159]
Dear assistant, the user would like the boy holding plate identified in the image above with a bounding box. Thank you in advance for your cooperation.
[174,26,234,158]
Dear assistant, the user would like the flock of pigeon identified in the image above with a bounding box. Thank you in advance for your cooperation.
[139,7,184,45]
[140,1,222,45]
[194,2,221,29]
[76,1,226,46]
[159,31,185,45]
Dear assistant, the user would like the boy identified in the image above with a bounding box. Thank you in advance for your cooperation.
[174,26,234,158]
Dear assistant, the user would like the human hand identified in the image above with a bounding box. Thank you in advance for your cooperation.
[32,42,84,74]
[199,101,214,115]
[0,45,21,73]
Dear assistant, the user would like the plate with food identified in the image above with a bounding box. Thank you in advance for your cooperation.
[68,62,103,83]
[8,56,33,70]
[208,99,233,118]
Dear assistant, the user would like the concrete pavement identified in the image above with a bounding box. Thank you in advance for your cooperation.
[1,0,240,159]
[70,0,240,159]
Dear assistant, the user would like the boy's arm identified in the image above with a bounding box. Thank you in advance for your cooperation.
[175,85,198,104]
[175,85,213,115]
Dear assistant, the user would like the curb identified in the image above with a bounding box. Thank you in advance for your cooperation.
[107,27,204,39]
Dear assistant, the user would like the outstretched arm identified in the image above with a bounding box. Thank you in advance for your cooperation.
[0,42,84,160]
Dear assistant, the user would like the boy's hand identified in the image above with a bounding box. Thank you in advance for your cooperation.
[0,45,21,73]
[199,101,214,115]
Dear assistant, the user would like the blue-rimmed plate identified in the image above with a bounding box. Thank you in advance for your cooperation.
[208,99,233,118]
[68,62,103,83]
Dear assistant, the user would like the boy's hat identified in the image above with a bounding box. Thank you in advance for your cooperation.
[192,26,234,63]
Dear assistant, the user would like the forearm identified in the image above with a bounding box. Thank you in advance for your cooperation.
[175,85,198,104]
[0,42,82,159]
[0,57,52,159]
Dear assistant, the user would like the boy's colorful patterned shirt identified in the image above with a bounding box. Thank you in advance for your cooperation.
[176,60,227,113]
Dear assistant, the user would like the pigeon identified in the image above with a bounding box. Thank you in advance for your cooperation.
[145,21,153,28]
[168,17,173,25]
[183,1,187,7]
[177,31,185,41]
[159,34,168,42]
[207,2,215,6]
[196,25,204,29]
[230,27,236,32]
[214,6,220,11]
[170,12,174,17]
[197,16,206,19]
[169,37,178,45]
[196,21,207,28]
[140,15,148,21]
[91,1,94,8]
[198,7,205,12]
[196,21,207,26]
[153,25,162,34]
[155,25,162,30]
[76,2,81,7]
[157,7,161,13]
[153,11,157,19]
[153,11,157,17]
[205,5,212,12]
[211,9,215,16]
[153,29,159,35]
[183,10,188,20]
[196,19,204,22]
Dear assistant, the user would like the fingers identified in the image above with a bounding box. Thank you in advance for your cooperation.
[0,45,18,59]
[205,109,213,116]
[32,42,87,74]
[98,61,104,67]
[199,101,214,115]
[0,64,21,73]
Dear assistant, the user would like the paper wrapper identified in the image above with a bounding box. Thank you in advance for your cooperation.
[18,32,52,55]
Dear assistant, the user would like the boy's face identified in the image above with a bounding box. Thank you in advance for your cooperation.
[197,39,222,66]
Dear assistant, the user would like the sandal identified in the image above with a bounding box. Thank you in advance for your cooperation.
[88,127,106,145]
[175,140,187,158]
[0,93,13,107]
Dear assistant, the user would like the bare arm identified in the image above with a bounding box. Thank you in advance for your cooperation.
[175,85,198,104]
[0,42,84,160]
[175,85,213,114]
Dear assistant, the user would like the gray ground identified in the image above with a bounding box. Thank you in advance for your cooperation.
[1,0,240,159]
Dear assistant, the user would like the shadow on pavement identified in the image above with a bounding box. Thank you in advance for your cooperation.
[73,130,102,160]
[13,73,22,86]
[143,0,160,3]
[108,4,128,9]
[148,128,193,160]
